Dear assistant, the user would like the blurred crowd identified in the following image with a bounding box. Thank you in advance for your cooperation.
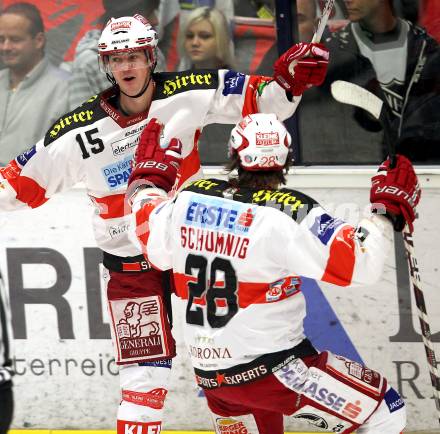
[0,0,439,166]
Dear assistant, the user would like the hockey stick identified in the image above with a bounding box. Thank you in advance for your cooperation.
[311,0,336,43]
[331,80,440,425]
[330,80,395,165]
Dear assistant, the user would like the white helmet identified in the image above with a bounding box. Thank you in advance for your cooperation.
[98,14,158,73]
[228,113,292,171]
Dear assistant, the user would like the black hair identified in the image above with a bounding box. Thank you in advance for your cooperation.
[1,2,44,35]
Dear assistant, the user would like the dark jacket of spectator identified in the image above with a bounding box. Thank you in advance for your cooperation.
[323,20,440,163]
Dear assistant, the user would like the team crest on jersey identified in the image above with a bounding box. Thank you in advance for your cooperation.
[101,155,133,190]
[185,196,256,234]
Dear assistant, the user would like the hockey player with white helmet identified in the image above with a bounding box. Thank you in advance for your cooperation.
[0,12,329,434]
[128,113,420,434]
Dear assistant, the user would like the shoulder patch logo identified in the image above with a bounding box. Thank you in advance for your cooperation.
[310,213,344,245]
[16,145,37,167]
[222,70,246,96]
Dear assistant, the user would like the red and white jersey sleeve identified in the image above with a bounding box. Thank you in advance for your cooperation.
[140,179,393,370]
[204,70,300,125]
[0,130,86,212]
[277,204,393,287]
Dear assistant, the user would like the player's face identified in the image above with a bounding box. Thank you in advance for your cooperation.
[110,51,152,94]
[184,19,218,68]
[0,13,44,71]
[343,0,382,22]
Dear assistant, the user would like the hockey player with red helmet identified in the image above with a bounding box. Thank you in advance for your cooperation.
[0,13,329,434]
[128,113,420,434]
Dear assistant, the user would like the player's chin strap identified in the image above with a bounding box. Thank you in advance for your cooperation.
[106,64,156,99]
[121,73,154,99]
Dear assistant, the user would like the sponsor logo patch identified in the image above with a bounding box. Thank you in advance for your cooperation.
[102,155,133,190]
[196,365,268,389]
[122,388,167,409]
[292,405,352,432]
[189,345,232,360]
[267,276,301,301]
[111,21,131,32]
[222,70,245,95]
[108,223,130,239]
[111,125,145,156]
[266,285,283,302]
[162,72,214,96]
[140,359,172,369]
[117,420,161,434]
[49,110,94,138]
[252,189,303,214]
[384,388,405,413]
[256,132,279,146]
[310,213,344,245]
[185,196,255,234]
[215,418,250,434]
[275,361,365,422]
[345,360,381,388]
[110,296,169,363]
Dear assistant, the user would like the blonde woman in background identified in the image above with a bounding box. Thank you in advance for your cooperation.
[178,6,235,70]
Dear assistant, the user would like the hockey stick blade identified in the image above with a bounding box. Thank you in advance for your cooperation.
[330,80,383,120]
[330,80,396,166]
[311,0,335,43]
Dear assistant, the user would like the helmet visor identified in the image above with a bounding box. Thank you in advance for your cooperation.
[99,49,153,73]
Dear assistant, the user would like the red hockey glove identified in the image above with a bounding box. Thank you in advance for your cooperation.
[128,118,183,192]
[273,42,329,96]
[370,155,421,232]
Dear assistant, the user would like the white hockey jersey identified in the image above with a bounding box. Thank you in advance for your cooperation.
[0,70,298,257]
[138,178,393,371]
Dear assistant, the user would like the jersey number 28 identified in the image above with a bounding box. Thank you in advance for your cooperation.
[185,254,238,328]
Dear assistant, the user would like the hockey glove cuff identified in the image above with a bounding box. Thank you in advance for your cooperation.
[370,155,421,232]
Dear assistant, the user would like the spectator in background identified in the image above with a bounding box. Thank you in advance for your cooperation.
[323,0,440,163]
[68,0,165,110]
[178,0,234,26]
[178,6,235,69]
[179,6,235,164]
[0,2,70,165]
[0,271,14,434]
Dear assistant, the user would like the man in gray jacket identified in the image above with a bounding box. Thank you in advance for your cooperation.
[0,2,70,164]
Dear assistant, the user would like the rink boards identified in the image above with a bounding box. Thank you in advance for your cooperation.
[1,167,439,432]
